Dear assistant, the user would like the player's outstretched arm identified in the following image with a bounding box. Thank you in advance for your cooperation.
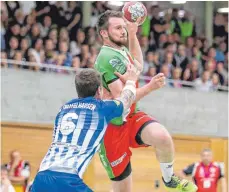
[113,72,166,102]
[124,17,144,72]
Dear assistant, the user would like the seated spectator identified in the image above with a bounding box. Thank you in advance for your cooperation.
[58,40,72,67]
[203,47,217,71]
[47,28,58,50]
[1,51,8,68]
[5,22,21,49]
[40,15,52,38]
[194,70,212,92]
[87,45,98,68]
[44,39,57,70]
[1,165,16,192]
[143,51,155,75]
[70,28,86,57]
[29,24,41,47]
[14,9,25,27]
[182,68,193,88]
[215,41,226,62]
[79,44,90,68]
[160,64,170,79]
[28,49,41,71]
[7,36,19,60]
[215,62,228,86]
[211,73,220,91]
[3,150,30,192]
[59,28,70,45]
[140,36,150,58]
[170,67,182,88]
[189,58,201,81]
[173,44,189,72]
[12,51,23,68]
[20,38,29,61]
[33,38,45,63]
[185,36,195,59]
[192,46,202,63]
[85,26,96,46]
[162,51,174,77]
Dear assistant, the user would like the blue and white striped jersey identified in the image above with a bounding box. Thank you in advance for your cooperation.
[39,97,123,178]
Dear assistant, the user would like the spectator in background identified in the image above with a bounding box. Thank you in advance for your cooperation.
[58,40,72,67]
[192,46,202,63]
[87,45,98,68]
[143,51,155,75]
[70,29,86,57]
[5,1,20,23]
[173,44,189,72]
[1,166,16,192]
[162,51,174,77]
[29,24,41,47]
[12,51,22,68]
[3,150,30,192]
[194,70,212,92]
[211,73,220,91]
[59,27,70,45]
[170,67,182,88]
[5,22,21,49]
[182,68,193,88]
[189,58,201,81]
[1,51,8,67]
[44,39,57,67]
[7,36,19,60]
[28,49,41,71]
[177,149,227,192]
[215,41,226,62]
[47,28,58,50]
[20,38,29,61]
[140,36,150,58]
[215,62,227,86]
[84,26,96,46]
[40,15,52,38]
[66,1,82,41]
[150,5,170,47]
[14,9,25,27]
[160,64,170,79]
[185,36,195,59]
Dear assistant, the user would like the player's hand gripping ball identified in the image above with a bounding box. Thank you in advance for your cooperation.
[122,2,147,26]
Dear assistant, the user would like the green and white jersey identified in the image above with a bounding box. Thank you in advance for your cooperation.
[95,45,136,125]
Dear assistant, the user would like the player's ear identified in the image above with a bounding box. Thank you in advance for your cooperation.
[100,30,108,38]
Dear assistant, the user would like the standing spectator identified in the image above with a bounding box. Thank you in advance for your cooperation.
[1,166,16,192]
[177,149,227,192]
[5,1,20,23]
[194,71,212,92]
[150,5,170,47]
[3,150,30,192]
[169,9,181,35]
[213,13,227,41]
[14,9,25,27]
[66,1,82,41]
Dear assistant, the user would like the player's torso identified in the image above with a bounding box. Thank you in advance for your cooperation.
[39,97,107,176]
[95,46,138,119]
[194,163,221,192]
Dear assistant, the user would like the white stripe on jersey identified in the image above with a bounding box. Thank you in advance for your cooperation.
[80,111,99,151]
[78,144,101,178]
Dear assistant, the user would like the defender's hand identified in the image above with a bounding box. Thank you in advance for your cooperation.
[115,64,140,83]
[149,73,166,90]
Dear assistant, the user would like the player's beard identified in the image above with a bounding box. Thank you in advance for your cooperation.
[108,32,128,47]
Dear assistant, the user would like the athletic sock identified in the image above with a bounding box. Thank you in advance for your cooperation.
[160,161,174,183]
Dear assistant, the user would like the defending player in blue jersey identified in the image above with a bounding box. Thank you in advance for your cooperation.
[31,65,139,192]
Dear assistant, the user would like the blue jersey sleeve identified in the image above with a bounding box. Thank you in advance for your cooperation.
[102,100,124,122]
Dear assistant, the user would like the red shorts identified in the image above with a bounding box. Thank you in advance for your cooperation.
[99,111,157,179]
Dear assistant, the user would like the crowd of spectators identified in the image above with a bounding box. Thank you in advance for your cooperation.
[0,1,228,92]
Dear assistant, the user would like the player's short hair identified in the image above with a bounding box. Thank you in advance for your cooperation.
[75,69,101,98]
[96,10,123,35]
[201,148,212,154]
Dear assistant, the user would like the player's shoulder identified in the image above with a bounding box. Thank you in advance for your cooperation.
[212,161,224,168]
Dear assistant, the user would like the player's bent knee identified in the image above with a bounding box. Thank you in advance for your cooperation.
[140,122,172,146]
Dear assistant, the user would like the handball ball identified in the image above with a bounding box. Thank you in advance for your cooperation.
[122,2,147,25]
